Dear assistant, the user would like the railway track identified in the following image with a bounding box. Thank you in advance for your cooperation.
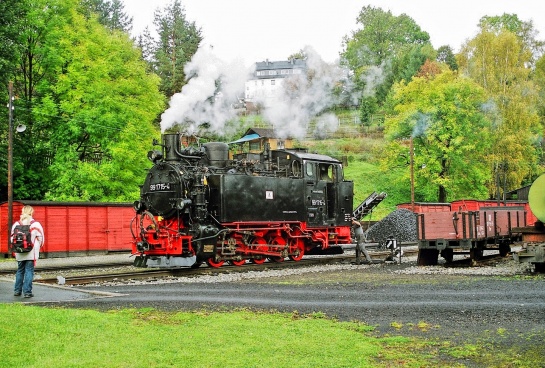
[444,253,511,267]
[35,248,419,286]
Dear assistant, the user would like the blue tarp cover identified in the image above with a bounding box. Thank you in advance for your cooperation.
[229,133,260,144]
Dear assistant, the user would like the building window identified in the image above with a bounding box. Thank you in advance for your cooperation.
[269,70,277,75]
[249,141,260,151]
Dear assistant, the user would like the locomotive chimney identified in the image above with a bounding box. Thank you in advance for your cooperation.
[162,134,180,161]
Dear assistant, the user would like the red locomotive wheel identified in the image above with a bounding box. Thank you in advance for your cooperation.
[230,259,246,266]
[288,239,305,262]
[268,236,286,262]
[206,257,225,268]
[251,237,268,264]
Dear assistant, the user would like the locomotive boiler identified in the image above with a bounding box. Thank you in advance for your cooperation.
[131,133,354,268]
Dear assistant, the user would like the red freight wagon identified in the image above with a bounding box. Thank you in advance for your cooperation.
[416,207,526,265]
[1,201,134,257]
[398,200,536,226]
[396,202,451,213]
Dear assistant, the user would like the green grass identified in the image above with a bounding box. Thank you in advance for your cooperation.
[0,304,459,368]
[2,303,543,367]
[343,160,408,220]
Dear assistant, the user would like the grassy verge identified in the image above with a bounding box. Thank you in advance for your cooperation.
[1,304,458,368]
[2,302,543,367]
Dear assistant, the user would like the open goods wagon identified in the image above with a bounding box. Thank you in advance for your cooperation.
[1,201,134,257]
[416,207,526,265]
[398,200,536,226]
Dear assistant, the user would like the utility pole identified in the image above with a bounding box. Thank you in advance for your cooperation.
[410,137,415,211]
[7,81,14,253]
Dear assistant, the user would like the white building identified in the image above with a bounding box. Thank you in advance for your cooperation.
[245,59,307,109]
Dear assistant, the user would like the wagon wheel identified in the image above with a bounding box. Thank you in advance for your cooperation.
[230,259,246,266]
[499,242,511,257]
[251,237,268,264]
[206,257,225,268]
[288,238,305,262]
[268,236,286,262]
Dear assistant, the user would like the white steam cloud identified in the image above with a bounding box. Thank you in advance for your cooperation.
[160,45,362,139]
[258,46,353,139]
[160,46,252,134]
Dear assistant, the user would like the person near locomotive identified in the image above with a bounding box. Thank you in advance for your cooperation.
[352,218,372,264]
[11,205,45,298]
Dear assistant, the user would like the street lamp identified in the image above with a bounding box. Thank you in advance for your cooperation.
[7,81,26,253]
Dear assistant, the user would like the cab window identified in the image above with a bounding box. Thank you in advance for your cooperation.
[305,162,314,178]
[319,164,333,182]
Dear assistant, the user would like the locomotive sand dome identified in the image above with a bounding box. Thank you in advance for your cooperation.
[528,173,545,223]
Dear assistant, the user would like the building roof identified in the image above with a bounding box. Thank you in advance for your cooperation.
[229,128,293,145]
[245,128,276,138]
[255,59,306,70]
[252,59,307,80]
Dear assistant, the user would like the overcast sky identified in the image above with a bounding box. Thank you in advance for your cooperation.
[124,0,545,65]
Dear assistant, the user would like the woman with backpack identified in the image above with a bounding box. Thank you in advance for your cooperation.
[11,205,45,298]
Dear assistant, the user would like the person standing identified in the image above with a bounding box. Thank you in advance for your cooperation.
[11,205,45,298]
[352,218,372,264]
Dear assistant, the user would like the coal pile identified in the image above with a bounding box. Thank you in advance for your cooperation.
[364,209,417,243]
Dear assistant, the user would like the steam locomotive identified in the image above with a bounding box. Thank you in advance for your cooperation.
[131,133,354,268]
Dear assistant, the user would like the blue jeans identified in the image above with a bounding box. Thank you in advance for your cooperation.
[14,260,34,295]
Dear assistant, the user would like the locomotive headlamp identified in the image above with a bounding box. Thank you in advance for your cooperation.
[133,200,144,213]
[147,150,163,163]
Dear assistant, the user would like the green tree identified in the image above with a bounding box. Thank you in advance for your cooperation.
[458,16,541,194]
[80,0,133,33]
[0,0,27,87]
[153,0,202,97]
[436,45,458,71]
[0,0,28,201]
[479,13,544,67]
[383,70,492,202]
[6,0,74,200]
[341,6,432,118]
[34,4,164,201]
[535,54,545,167]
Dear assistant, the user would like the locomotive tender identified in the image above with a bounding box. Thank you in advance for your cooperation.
[132,133,354,268]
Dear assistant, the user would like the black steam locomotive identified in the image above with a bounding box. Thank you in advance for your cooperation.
[131,133,354,268]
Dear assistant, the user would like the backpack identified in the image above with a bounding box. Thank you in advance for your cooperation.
[12,220,35,253]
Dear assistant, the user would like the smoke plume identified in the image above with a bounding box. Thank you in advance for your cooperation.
[160,45,361,139]
[160,45,252,134]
